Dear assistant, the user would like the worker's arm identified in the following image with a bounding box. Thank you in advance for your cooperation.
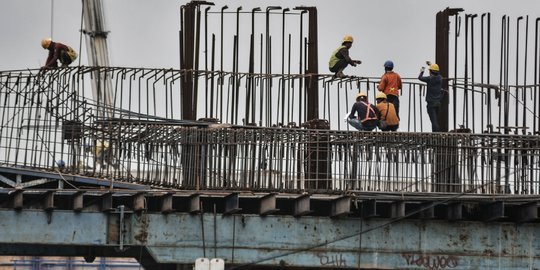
[44,46,59,68]
[375,105,382,120]
[348,103,358,119]
[418,68,430,82]
[377,74,387,91]
[339,47,357,66]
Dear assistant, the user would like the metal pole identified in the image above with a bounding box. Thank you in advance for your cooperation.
[247,7,260,125]
[266,6,282,126]
[204,6,211,118]
[220,5,228,122]
[470,14,478,132]
[516,16,523,131]
[280,8,290,125]
[523,16,529,134]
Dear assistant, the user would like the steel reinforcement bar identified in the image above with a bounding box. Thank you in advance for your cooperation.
[0,67,539,194]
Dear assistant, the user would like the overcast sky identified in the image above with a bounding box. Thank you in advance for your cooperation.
[1,0,540,78]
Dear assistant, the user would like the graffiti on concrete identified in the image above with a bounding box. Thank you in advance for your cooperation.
[402,253,458,269]
[316,252,347,267]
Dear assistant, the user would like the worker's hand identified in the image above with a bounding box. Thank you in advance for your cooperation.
[351,62,357,67]
[420,67,426,73]
[354,60,362,64]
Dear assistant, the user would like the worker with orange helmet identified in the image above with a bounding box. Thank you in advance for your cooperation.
[377,60,402,118]
[41,38,78,68]
[375,92,399,131]
[328,35,362,78]
[347,91,379,131]
[418,63,443,132]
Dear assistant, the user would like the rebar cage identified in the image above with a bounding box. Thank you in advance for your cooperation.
[0,67,539,194]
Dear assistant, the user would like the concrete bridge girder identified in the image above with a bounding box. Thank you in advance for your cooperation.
[0,209,540,269]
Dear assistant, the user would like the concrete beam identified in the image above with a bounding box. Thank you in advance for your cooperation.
[0,209,540,269]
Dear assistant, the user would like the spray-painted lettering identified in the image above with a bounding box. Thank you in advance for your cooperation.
[402,254,458,269]
[316,252,347,267]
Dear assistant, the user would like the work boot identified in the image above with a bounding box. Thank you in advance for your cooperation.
[335,71,345,78]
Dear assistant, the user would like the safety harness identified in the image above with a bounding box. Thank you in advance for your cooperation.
[360,101,378,123]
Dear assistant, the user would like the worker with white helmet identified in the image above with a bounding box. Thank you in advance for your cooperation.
[418,63,443,132]
[375,92,399,131]
[41,38,78,68]
[347,91,379,131]
[328,35,362,78]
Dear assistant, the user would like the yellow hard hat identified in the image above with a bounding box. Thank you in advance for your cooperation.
[41,38,52,49]
[356,91,367,98]
[343,35,354,43]
[376,92,387,100]
[429,63,440,72]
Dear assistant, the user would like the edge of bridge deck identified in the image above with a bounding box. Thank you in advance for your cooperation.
[0,165,150,190]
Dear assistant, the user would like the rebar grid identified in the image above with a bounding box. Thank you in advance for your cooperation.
[0,67,539,194]
[2,67,539,132]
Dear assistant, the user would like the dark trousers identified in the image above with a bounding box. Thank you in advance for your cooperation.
[427,101,440,132]
[329,59,349,73]
[381,124,399,132]
[387,94,399,118]
[59,50,73,66]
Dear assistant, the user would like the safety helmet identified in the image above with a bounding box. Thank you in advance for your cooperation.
[429,63,440,72]
[383,60,394,69]
[356,91,367,98]
[343,35,354,43]
[41,38,52,49]
[376,92,387,100]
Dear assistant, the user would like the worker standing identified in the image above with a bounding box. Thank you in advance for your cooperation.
[418,63,443,132]
[375,92,399,131]
[347,92,379,131]
[377,60,402,117]
[41,38,78,68]
[328,35,362,78]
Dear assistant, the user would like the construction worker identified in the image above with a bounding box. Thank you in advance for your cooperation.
[375,92,399,131]
[347,91,379,131]
[41,38,78,68]
[377,60,402,117]
[328,35,362,78]
[418,63,443,132]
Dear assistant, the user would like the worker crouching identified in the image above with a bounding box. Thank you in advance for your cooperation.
[347,92,379,131]
[41,38,78,68]
[375,92,399,131]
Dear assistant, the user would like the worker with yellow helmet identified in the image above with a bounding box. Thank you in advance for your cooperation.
[346,91,379,131]
[41,38,78,68]
[418,62,443,132]
[375,92,399,131]
[328,35,362,78]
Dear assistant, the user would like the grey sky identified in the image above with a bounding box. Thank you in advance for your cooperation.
[2,0,540,132]
[1,0,540,78]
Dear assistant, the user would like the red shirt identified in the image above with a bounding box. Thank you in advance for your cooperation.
[377,71,402,97]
